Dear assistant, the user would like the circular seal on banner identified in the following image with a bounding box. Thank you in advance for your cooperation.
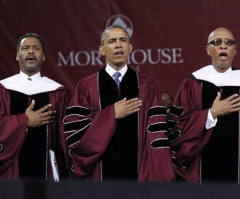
[106,14,133,38]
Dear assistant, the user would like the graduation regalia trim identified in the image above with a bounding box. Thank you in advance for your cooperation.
[64,66,174,182]
[168,65,240,183]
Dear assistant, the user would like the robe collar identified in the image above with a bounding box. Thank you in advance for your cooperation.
[0,71,62,95]
[192,65,240,87]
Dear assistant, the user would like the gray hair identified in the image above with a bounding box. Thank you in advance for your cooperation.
[100,25,130,45]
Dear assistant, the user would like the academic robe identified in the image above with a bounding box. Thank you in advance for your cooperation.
[64,67,174,182]
[0,73,70,180]
[168,65,240,183]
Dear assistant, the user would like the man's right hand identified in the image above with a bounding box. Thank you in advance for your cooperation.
[210,92,240,119]
[114,98,142,119]
[25,100,56,127]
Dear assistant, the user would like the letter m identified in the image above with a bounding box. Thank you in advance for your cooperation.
[57,51,75,66]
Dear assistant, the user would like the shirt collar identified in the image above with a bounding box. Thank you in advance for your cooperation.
[210,65,232,74]
[105,64,128,81]
[218,66,232,74]
[19,71,41,80]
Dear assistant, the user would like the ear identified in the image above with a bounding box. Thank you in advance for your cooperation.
[129,43,133,54]
[16,53,19,61]
[42,53,46,62]
[206,45,211,56]
[234,46,237,56]
[99,45,105,56]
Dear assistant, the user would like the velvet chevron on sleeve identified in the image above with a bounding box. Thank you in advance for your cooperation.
[64,67,175,181]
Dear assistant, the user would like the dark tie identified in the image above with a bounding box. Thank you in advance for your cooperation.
[113,72,121,88]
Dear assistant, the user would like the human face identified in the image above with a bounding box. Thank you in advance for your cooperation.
[161,92,173,109]
[99,28,133,70]
[206,28,237,73]
[16,37,45,76]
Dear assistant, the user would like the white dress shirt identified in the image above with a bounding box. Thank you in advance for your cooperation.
[105,64,128,82]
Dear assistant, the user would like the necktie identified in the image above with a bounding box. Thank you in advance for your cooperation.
[113,72,121,88]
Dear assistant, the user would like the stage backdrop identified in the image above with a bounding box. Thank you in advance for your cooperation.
[0,0,240,96]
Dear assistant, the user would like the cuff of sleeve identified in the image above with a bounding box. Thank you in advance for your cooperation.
[205,109,217,130]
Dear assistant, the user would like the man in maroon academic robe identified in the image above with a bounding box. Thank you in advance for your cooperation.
[0,33,70,181]
[168,27,240,183]
[64,25,174,181]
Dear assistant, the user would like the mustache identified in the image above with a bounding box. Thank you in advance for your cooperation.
[219,52,228,57]
[25,56,37,61]
[114,51,124,55]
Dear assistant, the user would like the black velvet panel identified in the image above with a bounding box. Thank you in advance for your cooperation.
[167,120,176,129]
[65,106,91,117]
[148,106,166,117]
[168,129,181,142]
[99,67,138,180]
[10,91,49,179]
[169,105,183,117]
[147,123,167,133]
[201,81,239,182]
[98,68,119,110]
[65,119,91,146]
[64,118,91,133]
[150,139,170,148]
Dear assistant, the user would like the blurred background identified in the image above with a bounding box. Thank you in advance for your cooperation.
[1,0,240,97]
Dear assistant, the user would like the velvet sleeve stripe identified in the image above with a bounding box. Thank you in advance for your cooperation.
[66,123,91,147]
[65,106,91,117]
[167,119,176,129]
[150,138,170,148]
[68,149,72,157]
[172,157,179,167]
[71,165,75,173]
[147,122,167,133]
[148,106,166,118]
[168,129,181,142]
[64,118,91,133]
[169,105,183,117]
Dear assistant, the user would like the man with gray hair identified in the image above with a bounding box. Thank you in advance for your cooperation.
[64,25,174,181]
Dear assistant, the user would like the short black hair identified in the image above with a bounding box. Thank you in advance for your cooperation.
[17,33,45,52]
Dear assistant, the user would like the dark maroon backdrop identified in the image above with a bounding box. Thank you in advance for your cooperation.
[1,0,240,97]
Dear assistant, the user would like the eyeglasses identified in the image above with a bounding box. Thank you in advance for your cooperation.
[208,38,236,46]
[162,96,173,101]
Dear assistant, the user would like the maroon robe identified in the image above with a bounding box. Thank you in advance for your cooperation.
[168,75,240,183]
[64,67,174,182]
[0,84,70,180]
